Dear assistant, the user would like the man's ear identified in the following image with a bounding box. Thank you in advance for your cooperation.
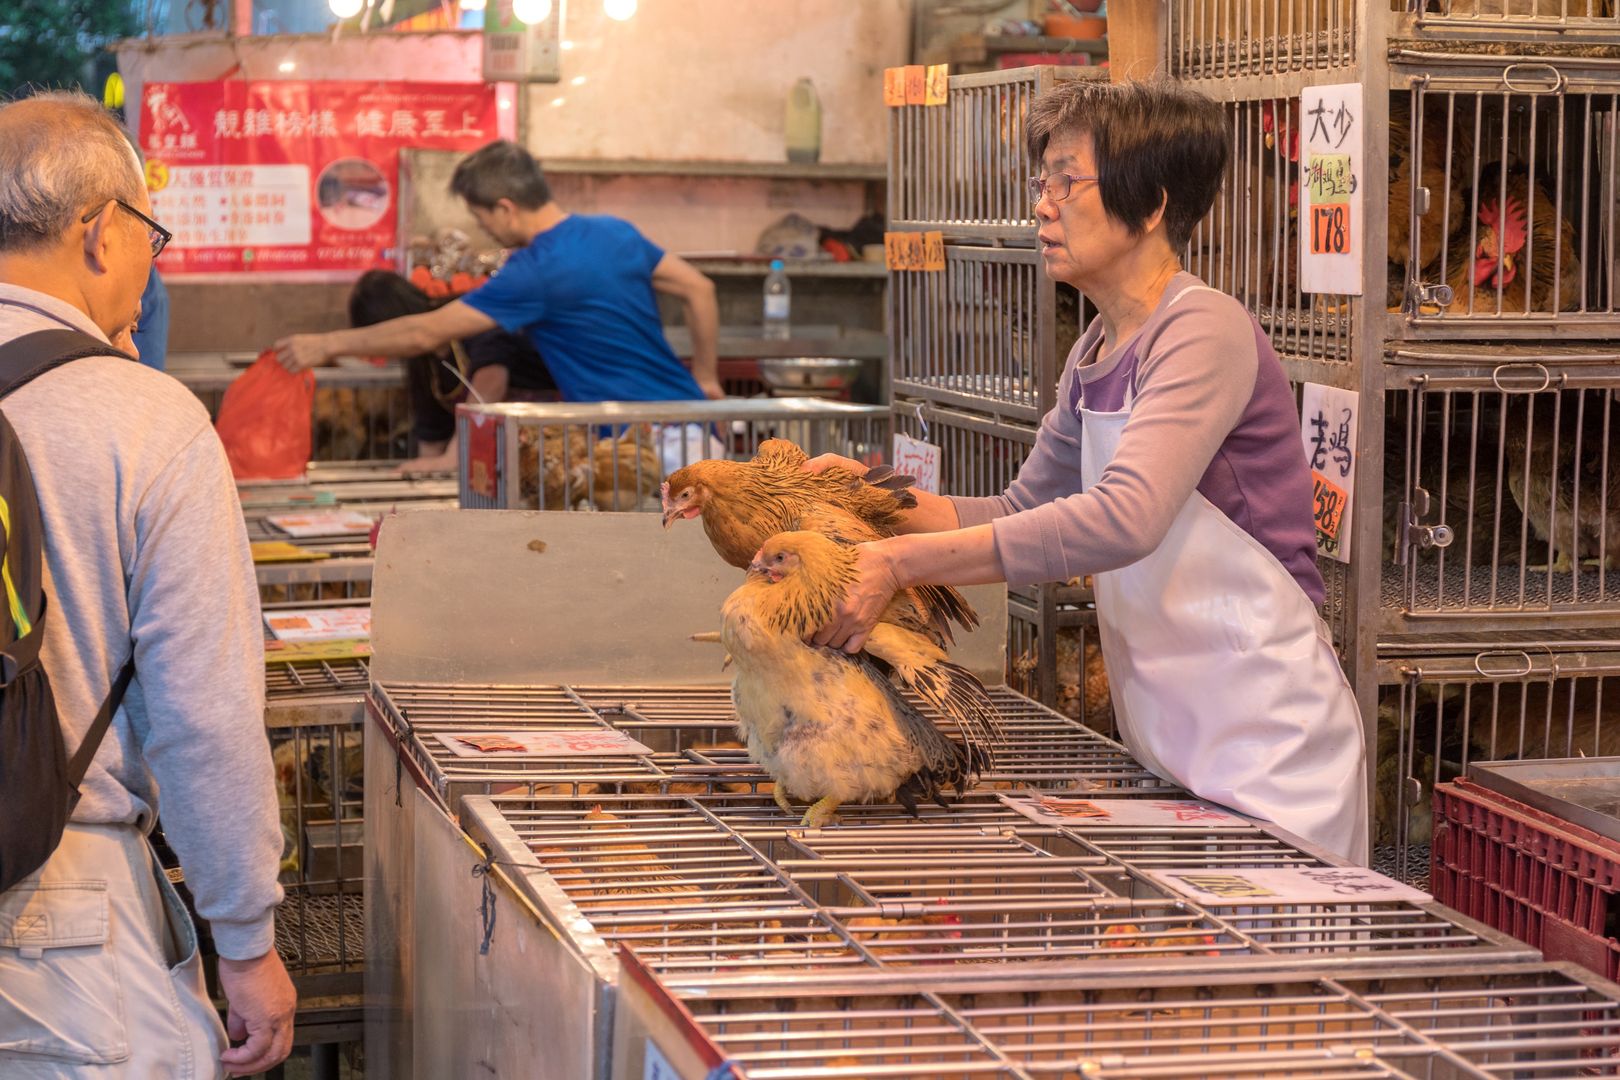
[82,203,115,274]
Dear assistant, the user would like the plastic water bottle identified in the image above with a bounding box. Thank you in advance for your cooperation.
[763,259,791,340]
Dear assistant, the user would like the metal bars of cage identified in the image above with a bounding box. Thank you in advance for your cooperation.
[617,957,1620,1080]
[887,67,1099,239]
[889,246,1079,423]
[1166,0,1359,82]
[1381,364,1620,629]
[1388,59,1620,339]
[454,400,892,511]
[1398,0,1620,39]
[1189,95,1358,363]
[1373,636,1620,886]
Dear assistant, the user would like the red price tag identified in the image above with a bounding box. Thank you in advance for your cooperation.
[1310,203,1350,255]
[1312,469,1348,544]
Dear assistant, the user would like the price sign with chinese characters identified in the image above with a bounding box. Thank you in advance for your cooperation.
[1147,866,1431,906]
[1298,83,1364,296]
[892,433,941,495]
[998,794,1250,829]
[1298,383,1359,563]
[140,81,502,274]
[264,605,372,644]
[435,730,654,760]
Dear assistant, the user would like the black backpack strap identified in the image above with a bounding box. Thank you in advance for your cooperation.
[0,330,134,401]
[66,655,135,791]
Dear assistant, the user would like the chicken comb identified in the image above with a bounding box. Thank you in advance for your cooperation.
[1479,191,1528,254]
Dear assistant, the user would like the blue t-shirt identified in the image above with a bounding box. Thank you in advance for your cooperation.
[459,215,703,402]
[132,266,168,372]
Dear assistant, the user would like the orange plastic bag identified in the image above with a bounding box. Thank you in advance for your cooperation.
[216,351,315,480]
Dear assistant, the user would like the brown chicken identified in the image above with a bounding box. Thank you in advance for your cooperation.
[1503,391,1620,571]
[587,426,664,512]
[1388,95,1473,307]
[1426,0,1613,15]
[1444,165,1584,316]
[1056,630,1114,734]
[663,439,979,646]
[720,531,1000,827]
[517,424,592,509]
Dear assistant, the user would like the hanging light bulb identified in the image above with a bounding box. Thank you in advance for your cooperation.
[512,0,552,23]
[461,0,486,10]
[603,0,636,20]
[329,0,363,18]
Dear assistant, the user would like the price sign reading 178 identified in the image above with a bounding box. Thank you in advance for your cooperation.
[1298,84,1364,296]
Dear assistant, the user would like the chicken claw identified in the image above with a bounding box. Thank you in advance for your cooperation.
[773,786,795,816]
[800,795,842,829]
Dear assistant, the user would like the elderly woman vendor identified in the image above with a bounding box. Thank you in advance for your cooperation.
[813,79,1368,864]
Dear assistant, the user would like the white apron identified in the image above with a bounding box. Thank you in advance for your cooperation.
[1079,288,1368,864]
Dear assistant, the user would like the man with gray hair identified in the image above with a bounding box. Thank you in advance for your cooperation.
[0,92,294,1077]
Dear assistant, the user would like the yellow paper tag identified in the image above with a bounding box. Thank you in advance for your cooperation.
[264,638,372,665]
[920,231,945,272]
[924,64,949,106]
[884,231,925,271]
[251,541,331,564]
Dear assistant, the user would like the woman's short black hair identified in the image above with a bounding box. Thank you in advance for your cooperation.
[349,269,435,328]
[1026,79,1229,251]
[449,139,553,211]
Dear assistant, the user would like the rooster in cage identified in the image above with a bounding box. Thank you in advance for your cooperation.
[1442,164,1584,316]
[714,531,999,828]
[1503,390,1620,572]
[1387,95,1474,308]
[662,438,978,646]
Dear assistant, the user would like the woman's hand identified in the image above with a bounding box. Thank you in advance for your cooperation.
[811,541,903,654]
[803,452,870,477]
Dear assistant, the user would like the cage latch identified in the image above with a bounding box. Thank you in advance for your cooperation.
[1397,487,1453,562]
[1410,281,1454,313]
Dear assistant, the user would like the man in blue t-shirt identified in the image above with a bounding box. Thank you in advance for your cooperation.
[273,140,721,404]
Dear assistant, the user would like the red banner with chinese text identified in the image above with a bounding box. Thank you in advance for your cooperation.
[139,81,498,274]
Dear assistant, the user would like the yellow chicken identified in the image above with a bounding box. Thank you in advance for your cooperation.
[719,531,999,828]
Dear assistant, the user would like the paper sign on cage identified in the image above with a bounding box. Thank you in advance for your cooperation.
[266,510,375,538]
[1298,83,1364,296]
[892,433,941,495]
[1298,383,1359,563]
[435,730,654,759]
[264,605,372,643]
[999,793,1250,829]
[1147,866,1431,906]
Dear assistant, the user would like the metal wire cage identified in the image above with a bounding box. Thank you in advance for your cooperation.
[889,247,1083,423]
[1007,595,1112,738]
[1374,635,1620,885]
[1390,59,1620,337]
[1166,0,1359,81]
[887,66,1102,239]
[1381,358,1620,628]
[177,364,411,462]
[454,400,891,511]
[1189,94,1358,363]
[1400,0,1620,37]
[617,957,1620,1080]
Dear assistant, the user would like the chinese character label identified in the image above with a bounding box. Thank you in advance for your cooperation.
[1298,84,1364,295]
[1298,383,1358,563]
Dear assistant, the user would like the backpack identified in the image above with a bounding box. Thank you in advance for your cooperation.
[0,330,136,893]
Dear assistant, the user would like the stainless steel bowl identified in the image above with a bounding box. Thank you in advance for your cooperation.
[756,357,863,398]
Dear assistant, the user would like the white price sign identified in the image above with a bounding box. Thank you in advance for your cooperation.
[998,793,1249,829]
[1298,83,1364,296]
[1147,866,1431,906]
[1298,383,1359,563]
[435,730,654,759]
[151,164,312,250]
[892,433,941,495]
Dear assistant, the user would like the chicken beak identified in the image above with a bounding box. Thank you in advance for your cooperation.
[747,558,768,576]
[658,481,676,528]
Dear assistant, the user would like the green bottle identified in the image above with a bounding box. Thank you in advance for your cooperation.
[785,77,822,165]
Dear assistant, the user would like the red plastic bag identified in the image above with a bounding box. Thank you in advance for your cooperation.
[216,351,314,481]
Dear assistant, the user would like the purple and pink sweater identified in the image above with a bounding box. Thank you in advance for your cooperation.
[950,272,1325,607]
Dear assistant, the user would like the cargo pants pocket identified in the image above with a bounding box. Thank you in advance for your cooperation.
[0,880,131,1064]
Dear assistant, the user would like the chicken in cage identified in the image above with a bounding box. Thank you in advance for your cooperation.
[1414,0,1617,18]
[516,422,665,511]
[1399,84,1601,321]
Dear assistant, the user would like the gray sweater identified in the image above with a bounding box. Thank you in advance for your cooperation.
[952,273,1324,606]
[0,284,281,960]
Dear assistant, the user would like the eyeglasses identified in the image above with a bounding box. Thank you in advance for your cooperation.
[1028,172,1100,205]
[82,199,172,258]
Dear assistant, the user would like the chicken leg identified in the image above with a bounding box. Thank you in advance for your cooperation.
[772,786,795,816]
[801,795,842,829]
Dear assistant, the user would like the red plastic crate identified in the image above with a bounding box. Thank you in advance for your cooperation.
[1432,778,1620,983]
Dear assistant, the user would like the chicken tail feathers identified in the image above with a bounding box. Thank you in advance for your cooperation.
[905,658,1003,772]
[893,741,973,816]
[915,584,981,645]
[857,465,919,509]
